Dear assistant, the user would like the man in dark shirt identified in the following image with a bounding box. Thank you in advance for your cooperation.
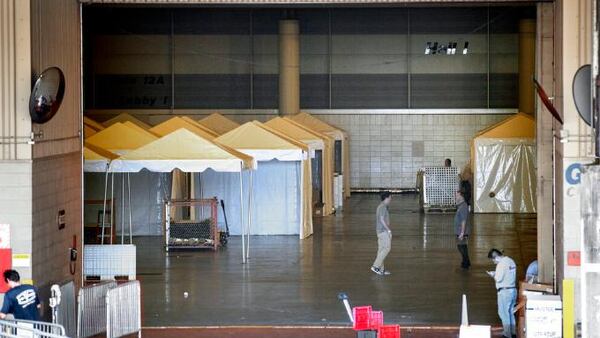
[455,190,471,269]
[0,269,41,321]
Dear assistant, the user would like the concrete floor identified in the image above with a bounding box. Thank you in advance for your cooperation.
[136,193,536,327]
[141,327,506,338]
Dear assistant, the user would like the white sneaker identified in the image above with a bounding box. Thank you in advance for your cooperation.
[382,269,391,276]
[371,266,384,275]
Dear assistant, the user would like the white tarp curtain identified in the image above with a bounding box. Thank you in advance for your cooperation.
[474,138,536,213]
[84,171,171,236]
[196,160,301,235]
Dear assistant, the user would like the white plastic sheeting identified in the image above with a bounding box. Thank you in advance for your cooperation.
[196,160,301,236]
[473,138,536,213]
[84,171,171,236]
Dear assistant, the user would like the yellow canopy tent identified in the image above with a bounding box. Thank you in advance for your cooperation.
[83,142,118,172]
[289,113,350,207]
[84,116,105,131]
[84,116,105,138]
[85,122,159,243]
[197,113,240,135]
[110,128,256,262]
[265,117,335,218]
[149,116,218,139]
[215,121,313,239]
[84,124,98,138]
[102,113,153,130]
[121,121,160,137]
[149,117,220,219]
[86,122,158,155]
[180,116,220,134]
[471,113,536,213]
[111,128,254,172]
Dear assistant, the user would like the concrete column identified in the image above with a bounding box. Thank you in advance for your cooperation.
[535,3,557,287]
[279,20,300,116]
[519,19,536,115]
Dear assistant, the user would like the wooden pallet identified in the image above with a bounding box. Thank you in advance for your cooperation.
[423,206,457,214]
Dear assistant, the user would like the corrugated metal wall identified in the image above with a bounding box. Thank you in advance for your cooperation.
[0,0,32,161]
[83,7,533,110]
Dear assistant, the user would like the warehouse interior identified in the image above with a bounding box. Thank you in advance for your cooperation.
[1,0,596,337]
[80,2,539,330]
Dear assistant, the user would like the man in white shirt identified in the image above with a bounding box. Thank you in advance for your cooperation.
[486,248,517,338]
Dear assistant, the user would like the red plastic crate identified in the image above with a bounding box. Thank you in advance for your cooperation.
[378,325,401,338]
[352,306,372,330]
[370,310,384,329]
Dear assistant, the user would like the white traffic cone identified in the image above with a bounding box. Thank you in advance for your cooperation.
[459,294,491,338]
[461,294,469,326]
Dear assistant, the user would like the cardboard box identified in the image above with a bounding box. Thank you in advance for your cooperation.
[526,295,562,338]
[520,282,554,294]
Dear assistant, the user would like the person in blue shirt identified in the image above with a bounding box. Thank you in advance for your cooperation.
[0,269,41,321]
[525,260,538,283]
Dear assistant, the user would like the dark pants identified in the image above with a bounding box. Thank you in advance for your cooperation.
[456,236,470,268]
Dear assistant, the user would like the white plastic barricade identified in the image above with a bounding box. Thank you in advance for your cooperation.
[83,244,136,281]
[77,281,117,338]
[0,319,66,338]
[106,281,141,338]
[51,281,76,338]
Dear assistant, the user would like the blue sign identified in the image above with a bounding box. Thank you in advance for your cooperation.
[566,163,583,185]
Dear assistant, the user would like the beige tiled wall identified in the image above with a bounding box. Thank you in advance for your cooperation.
[225,113,510,189]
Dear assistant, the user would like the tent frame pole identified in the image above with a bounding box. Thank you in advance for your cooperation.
[300,159,304,239]
[101,165,109,245]
[110,172,114,244]
[121,173,125,244]
[239,164,246,264]
[128,172,133,244]
[247,170,253,260]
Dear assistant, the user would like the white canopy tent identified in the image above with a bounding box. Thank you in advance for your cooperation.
[202,121,311,240]
[84,122,161,243]
[109,128,256,262]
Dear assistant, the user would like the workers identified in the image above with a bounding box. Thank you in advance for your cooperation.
[525,260,538,283]
[486,249,517,338]
[455,189,470,269]
[371,191,392,276]
[0,269,41,321]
